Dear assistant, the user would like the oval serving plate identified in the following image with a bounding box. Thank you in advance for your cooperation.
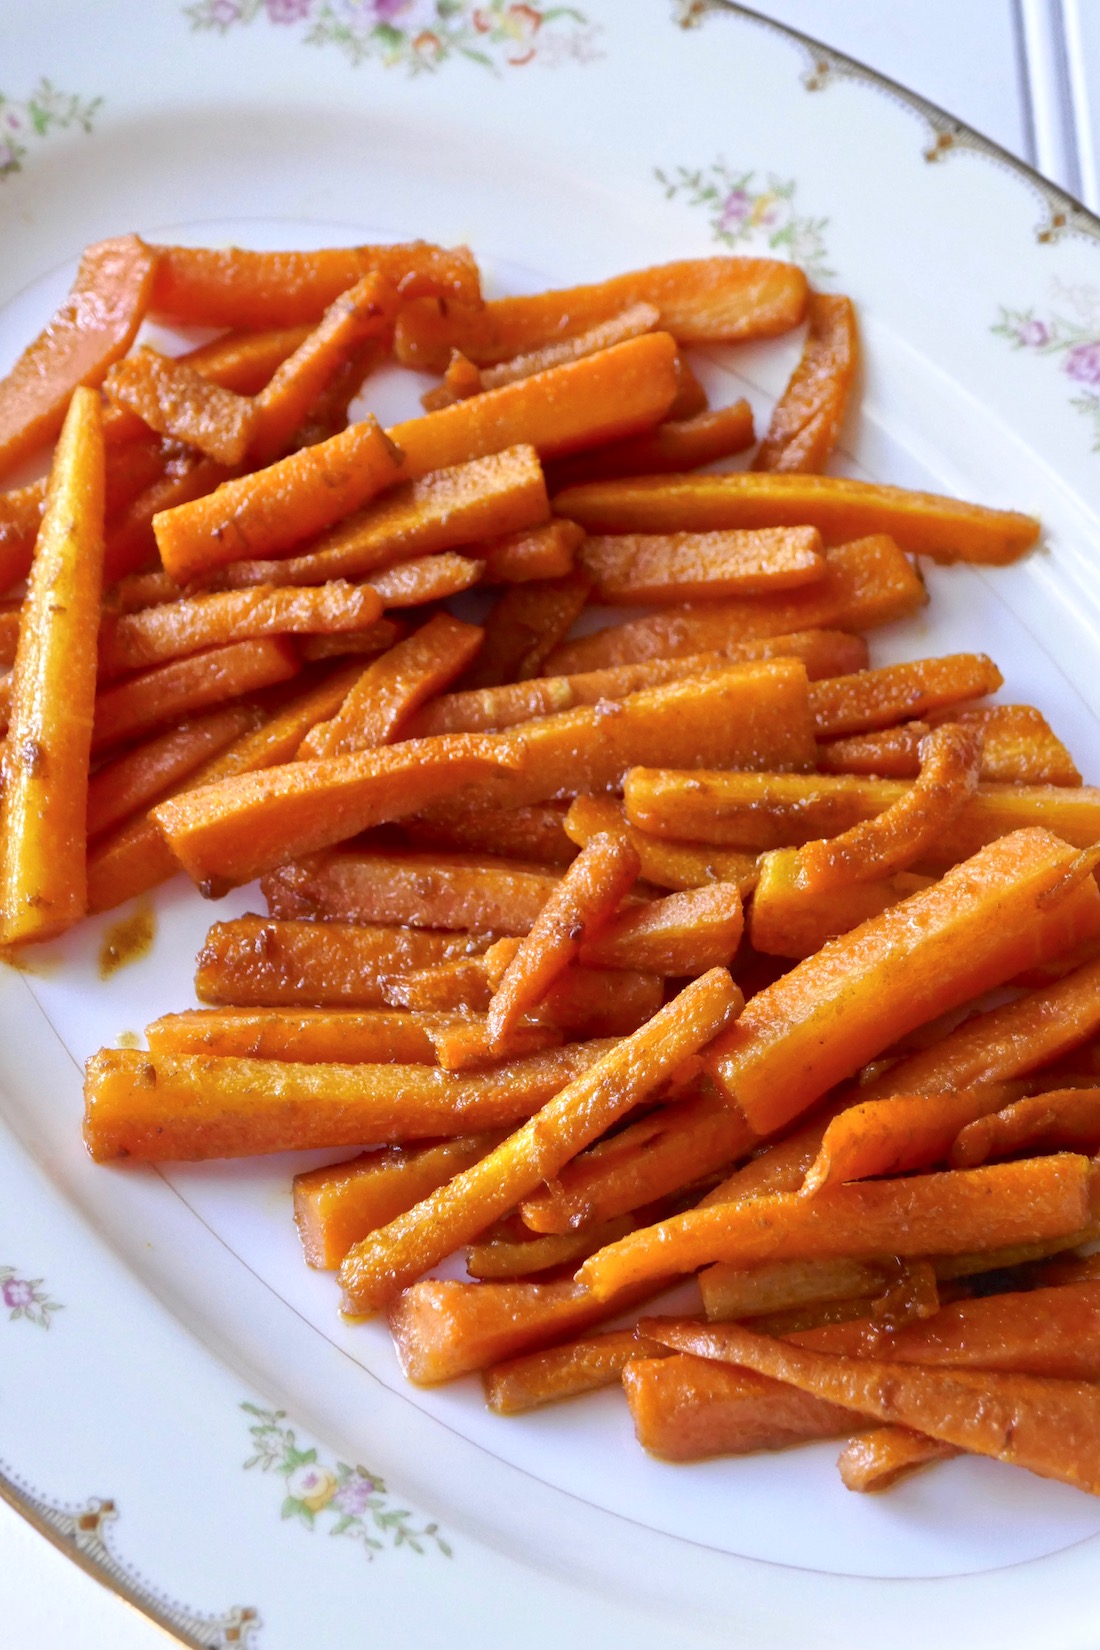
[3,3,1100,1646]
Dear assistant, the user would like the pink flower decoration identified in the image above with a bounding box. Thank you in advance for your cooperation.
[1016,319,1049,348]
[266,0,313,19]
[3,1277,35,1309]
[1064,340,1100,388]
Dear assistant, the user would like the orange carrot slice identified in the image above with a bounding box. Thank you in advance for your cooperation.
[485,1328,670,1414]
[103,348,256,465]
[949,1088,1100,1168]
[752,293,858,473]
[460,571,591,690]
[86,705,260,839]
[578,526,826,603]
[818,705,1082,786]
[92,636,300,755]
[836,1428,959,1491]
[545,400,755,491]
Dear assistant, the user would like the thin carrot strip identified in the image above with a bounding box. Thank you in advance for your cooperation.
[579,526,826,604]
[581,882,744,975]
[365,551,483,607]
[0,481,49,593]
[752,293,859,474]
[459,572,591,690]
[836,1428,960,1491]
[748,853,931,958]
[403,803,576,866]
[145,1006,441,1064]
[425,304,661,407]
[176,325,314,393]
[949,1088,1100,1168]
[484,1328,670,1414]
[92,636,300,755]
[103,450,234,585]
[86,705,260,839]
[808,653,1004,737]
[477,518,582,584]
[466,1215,637,1282]
[818,706,1082,786]
[103,348,256,465]
[800,1086,1025,1195]
[544,400,755,491]
[563,795,759,895]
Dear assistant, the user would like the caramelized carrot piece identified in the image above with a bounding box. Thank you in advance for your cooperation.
[425,304,661,406]
[542,536,926,673]
[103,348,256,465]
[0,388,105,944]
[477,518,582,584]
[749,856,931,958]
[836,1428,959,1491]
[800,1086,1024,1195]
[384,955,663,1039]
[176,325,314,393]
[460,571,591,689]
[581,882,744,975]
[752,293,859,473]
[818,705,1082,786]
[949,1088,1100,1168]
[808,654,1004,738]
[466,1215,637,1281]
[365,552,483,607]
[103,450,233,584]
[545,400,755,491]
[145,1006,441,1064]
[0,604,20,668]
[298,618,404,662]
[0,481,49,593]
[149,241,481,327]
[92,636,300,755]
[563,795,754,896]
[0,235,158,482]
[485,1328,670,1414]
[579,527,826,604]
[86,705,260,839]
[402,803,576,866]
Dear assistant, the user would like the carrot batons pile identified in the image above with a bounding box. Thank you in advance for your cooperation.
[6,232,1100,1506]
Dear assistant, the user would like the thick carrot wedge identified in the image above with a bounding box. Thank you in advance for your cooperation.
[580,882,744,975]
[752,294,859,474]
[86,705,260,839]
[403,803,577,866]
[552,473,1040,566]
[298,614,482,758]
[393,257,808,370]
[478,518,582,584]
[104,349,256,465]
[366,552,483,607]
[461,572,592,689]
[484,1328,671,1414]
[0,388,105,944]
[294,1135,507,1269]
[82,1041,610,1162]
[92,636,300,755]
[837,1428,959,1491]
[213,447,548,589]
[98,582,382,678]
[339,969,741,1314]
[145,1006,441,1064]
[800,1086,1024,1195]
[542,536,925,674]
[544,401,755,491]
[701,829,1100,1135]
[749,856,931,958]
[487,833,641,1048]
[388,1276,658,1385]
[949,1089,1100,1168]
[0,235,158,482]
[646,1317,1100,1495]
[262,850,564,934]
[388,333,680,479]
[579,527,826,604]
[149,241,481,327]
[818,706,1082,786]
[563,795,759,894]
[808,654,1004,738]
[194,916,491,1007]
[577,1155,1092,1299]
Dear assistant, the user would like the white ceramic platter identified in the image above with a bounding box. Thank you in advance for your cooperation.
[4,3,1100,1645]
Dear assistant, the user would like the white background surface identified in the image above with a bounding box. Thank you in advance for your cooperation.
[2,2,1098,1644]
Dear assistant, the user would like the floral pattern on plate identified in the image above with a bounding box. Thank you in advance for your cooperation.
[0,80,102,179]
[242,1403,452,1557]
[182,1,601,73]
[1,1265,62,1328]
[993,279,1100,450]
[654,159,832,280]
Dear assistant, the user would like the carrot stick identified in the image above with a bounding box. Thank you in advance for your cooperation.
[294,1134,508,1269]
[552,473,1041,567]
[808,654,1004,738]
[749,855,931,958]
[145,1006,441,1064]
[0,235,158,482]
[563,795,759,895]
[0,481,49,593]
[97,582,382,679]
[384,955,663,1039]
[103,348,255,465]
[175,325,314,393]
[297,614,483,758]
[542,536,926,674]
[701,828,1100,1135]
[211,446,548,590]
[836,1428,959,1491]
[752,294,859,474]
[403,803,576,866]
[0,388,105,944]
[580,882,744,975]
[92,635,300,755]
[460,572,592,689]
[149,242,481,328]
[0,605,20,668]
[365,551,483,607]
[579,527,826,604]
[487,833,641,1048]
[544,401,755,491]
[645,1316,1100,1494]
[298,618,404,662]
[484,1328,670,1414]
[466,1215,637,1282]
[800,1086,1024,1195]
[153,662,816,889]
[82,1040,611,1162]
[86,705,260,839]
[339,968,741,1313]
[387,333,680,479]
[103,450,234,585]
[818,707,1082,786]
[477,518,582,584]
[949,1088,1100,1168]
[425,304,662,407]
[152,416,402,583]
[577,1155,1092,1299]
[392,257,807,370]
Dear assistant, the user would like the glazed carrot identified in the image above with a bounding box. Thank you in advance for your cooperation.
[82,1041,610,1162]
[0,388,105,944]
[103,349,255,465]
[403,803,576,866]
[153,663,815,889]
[552,473,1040,566]
[98,582,383,678]
[0,235,158,482]
[261,850,564,933]
[579,527,826,604]
[86,705,260,839]
[365,552,483,607]
[563,795,759,895]
[580,882,744,975]
[461,572,592,690]
[0,481,49,592]
[421,349,482,411]
[818,705,1082,786]
[542,537,926,674]
[425,304,662,407]
[949,1089,1100,1168]
[194,916,491,1006]
[0,670,10,734]
[213,447,548,589]
[545,401,755,491]
[0,605,20,668]
[752,293,859,473]
[149,241,481,327]
[646,1317,1100,1495]
[749,856,931,957]
[92,635,300,755]
[466,1215,637,1281]
[339,968,741,1313]
[250,273,397,462]
[484,1328,671,1414]
[176,325,314,393]
[487,833,641,1048]
[388,333,680,479]
[477,518,582,584]
[298,618,404,662]
[701,829,1100,1135]
[145,1006,441,1064]
[836,1428,959,1491]
[102,450,234,585]
[388,1276,658,1385]
[577,1155,1092,1299]
[623,1353,855,1461]
[393,257,808,370]
[411,1017,564,1072]
[698,1256,897,1323]
[298,614,482,758]
[800,1086,1024,1195]
[384,954,663,1038]
[153,415,402,582]
[808,654,1004,738]
[294,1133,508,1269]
